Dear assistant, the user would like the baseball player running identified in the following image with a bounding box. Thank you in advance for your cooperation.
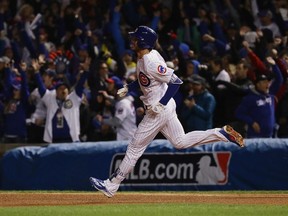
[90,26,244,198]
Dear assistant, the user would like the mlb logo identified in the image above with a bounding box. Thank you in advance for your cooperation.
[196,152,231,185]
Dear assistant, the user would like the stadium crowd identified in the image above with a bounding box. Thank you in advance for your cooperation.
[0,0,288,144]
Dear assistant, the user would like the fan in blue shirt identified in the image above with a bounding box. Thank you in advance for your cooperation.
[235,57,283,138]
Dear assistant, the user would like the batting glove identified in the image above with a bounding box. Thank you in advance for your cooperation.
[151,102,165,114]
[117,85,128,97]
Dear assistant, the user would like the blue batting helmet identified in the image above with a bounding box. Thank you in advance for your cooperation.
[128,26,158,49]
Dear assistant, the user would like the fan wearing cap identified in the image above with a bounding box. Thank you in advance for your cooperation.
[32,58,90,143]
[235,56,283,138]
[2,62,30,143]
[180,75,216,132]
[256,9,281,38]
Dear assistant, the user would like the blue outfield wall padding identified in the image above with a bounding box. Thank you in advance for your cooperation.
[1,139,288,191]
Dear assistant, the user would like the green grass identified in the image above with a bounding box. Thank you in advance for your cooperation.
[0,203,288,216]
[1,191,288,216]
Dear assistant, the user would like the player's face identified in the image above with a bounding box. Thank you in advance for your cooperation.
[129,37,139,51]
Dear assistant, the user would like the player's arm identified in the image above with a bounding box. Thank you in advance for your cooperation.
[152,73,183,113]
[117,80,140,97]
[159,73,183,105]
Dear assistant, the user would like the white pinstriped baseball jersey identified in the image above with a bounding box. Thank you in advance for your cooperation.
[137,50,174,106]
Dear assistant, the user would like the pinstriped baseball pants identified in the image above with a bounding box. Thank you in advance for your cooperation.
[118,99,227,180]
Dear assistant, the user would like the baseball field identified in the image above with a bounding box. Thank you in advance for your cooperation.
[0,191,287,216]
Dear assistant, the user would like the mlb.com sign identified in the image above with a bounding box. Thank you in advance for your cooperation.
[110,152,231,185]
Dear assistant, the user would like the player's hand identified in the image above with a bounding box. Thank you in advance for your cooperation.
[117,85,128,97]
[151,102,165,114]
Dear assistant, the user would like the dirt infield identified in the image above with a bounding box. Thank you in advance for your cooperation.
[0,192,288,206]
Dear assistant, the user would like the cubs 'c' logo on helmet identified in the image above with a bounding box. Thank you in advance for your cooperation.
[139,72,150,87]
[157,65,167,75]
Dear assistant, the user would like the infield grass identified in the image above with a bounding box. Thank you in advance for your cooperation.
[1,203,288,216]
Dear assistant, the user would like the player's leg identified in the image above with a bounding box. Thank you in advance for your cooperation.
[158,99,226,148]
[112,108,174,179]
[90,111,165,197]
[161,112,227,149]
[162,113,244,148]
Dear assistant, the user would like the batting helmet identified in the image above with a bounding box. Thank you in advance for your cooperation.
[128,26,158,49]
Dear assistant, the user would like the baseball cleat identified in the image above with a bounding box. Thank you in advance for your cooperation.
[89,177,114,198]
[219,125,245,148]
